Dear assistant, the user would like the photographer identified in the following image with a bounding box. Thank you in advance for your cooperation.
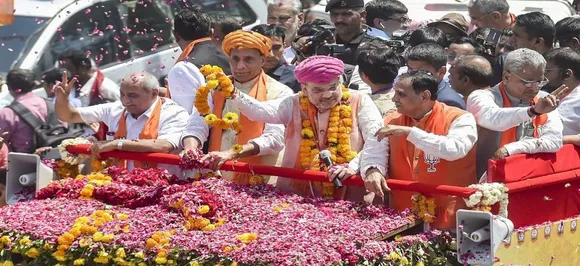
[470,27,510,86]
[291,19,356,90]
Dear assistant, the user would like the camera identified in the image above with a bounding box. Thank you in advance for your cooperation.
[385,29,412,55]
[316,43,346,56]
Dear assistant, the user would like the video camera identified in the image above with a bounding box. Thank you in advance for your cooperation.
[385,29,412,55]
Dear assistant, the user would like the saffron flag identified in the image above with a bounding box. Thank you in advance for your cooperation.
[0,0,14,26]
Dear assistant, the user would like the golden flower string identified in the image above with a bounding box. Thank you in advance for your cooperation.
[411,194,436,223]
[54,160,79,178]
[90,159,113,173]
[298,85,358,198]
[78,173,113,200]
[195,65,242,133]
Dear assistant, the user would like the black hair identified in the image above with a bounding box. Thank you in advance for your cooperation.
[58,50,91,70]
[174,6,211,41]
[451,36,484,55]
[251,24,286,43]
[293,19,335,57]
[408,27,448,47]
[555,17,580,44]
[365,0,408,28]
[356,45,400,84]
[41,68,66,85]
[209,13,242,36]
[406,43,447,69]
[6,68,36,94]
[398,69,439,100]
[544,47,580,80]
[0,168,6,185]
[455,55,494,87]
[515,12,555,49]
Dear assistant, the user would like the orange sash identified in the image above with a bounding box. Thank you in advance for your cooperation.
[168,37,212,99]
[498,82,548,148]
[114,98,165,169]
[208,72,268,184]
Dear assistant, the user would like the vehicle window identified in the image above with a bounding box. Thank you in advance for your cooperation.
[118,0,175,55]
[39,3,126,75]
[187,0,257,26]
[0,16,47,76]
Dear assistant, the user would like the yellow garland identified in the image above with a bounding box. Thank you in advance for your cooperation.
[169,200,226,232]
[411,194,436,223]
[54,160,79,178]
[77,173,113,200]
[299,85,358,198]
[195,65,242,133]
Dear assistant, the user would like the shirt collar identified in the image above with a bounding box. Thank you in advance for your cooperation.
[372,84,393,95]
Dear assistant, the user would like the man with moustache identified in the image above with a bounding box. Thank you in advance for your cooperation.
[267,0,304,63]
[327,0,382,65]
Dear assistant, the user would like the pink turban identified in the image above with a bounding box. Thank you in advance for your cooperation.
[294,56,345,84]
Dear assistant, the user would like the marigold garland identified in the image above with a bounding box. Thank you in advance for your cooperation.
[299,85,358,198]
[77,173,114,200]
[411,194,436,223]
[195,65,242,133]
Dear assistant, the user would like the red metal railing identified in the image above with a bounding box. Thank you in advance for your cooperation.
[67,144,478,198]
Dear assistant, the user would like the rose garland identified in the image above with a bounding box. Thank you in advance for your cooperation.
[299,85,358,197]
[464,183,509,218]
[411,194,436,223]
[195,65,242,133]
[58,138,92,165]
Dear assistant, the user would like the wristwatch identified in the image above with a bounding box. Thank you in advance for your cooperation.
[117,140,124,151]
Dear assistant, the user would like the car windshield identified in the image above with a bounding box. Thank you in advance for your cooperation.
[0,16,48,78]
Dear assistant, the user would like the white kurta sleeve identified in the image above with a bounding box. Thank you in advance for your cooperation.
[181,92,214,145]
[77,102,117,124]
[356,94,389,179]
[407,113,478,161]
[232,90,294,125]
[348,65,372,94]
[466,89,532,131]
[167,62,205,114]
[157,105,190,149]
[246,87,294,156]
[503,110,563,155]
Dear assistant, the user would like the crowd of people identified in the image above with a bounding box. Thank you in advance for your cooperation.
[1,0,580,228]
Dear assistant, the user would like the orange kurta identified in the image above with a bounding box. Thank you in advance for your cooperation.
[386,101,476,229]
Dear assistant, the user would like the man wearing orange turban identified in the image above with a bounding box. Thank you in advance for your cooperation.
[181,30,293,184]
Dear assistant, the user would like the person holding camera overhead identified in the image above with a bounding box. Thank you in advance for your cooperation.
[326,0,383,65]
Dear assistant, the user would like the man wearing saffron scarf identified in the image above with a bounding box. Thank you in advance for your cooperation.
[54,71,189,175]
[467,48,566,175]
[181,30,293,184]
[229,55,389,201]
[376,69,478,229]
[167,7,231,113]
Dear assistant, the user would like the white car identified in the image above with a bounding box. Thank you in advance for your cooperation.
[307,0,575,25]
[0,0,267,101]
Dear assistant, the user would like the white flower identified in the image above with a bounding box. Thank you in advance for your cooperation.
[464,183,509,218]
[58,138,92,165]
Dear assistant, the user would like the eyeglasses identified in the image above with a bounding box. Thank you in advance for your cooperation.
[509,72,549,88]
[469,12,493,24]
[385,16,411,24]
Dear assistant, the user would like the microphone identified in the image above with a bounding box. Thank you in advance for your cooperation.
[319,150,343,189]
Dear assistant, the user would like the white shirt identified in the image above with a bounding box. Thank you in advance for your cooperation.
[557,85,580,135]
[167,61,206,114]
[182,75,293,156]
[78,97,189,174]
[232,91,389,178]
[348,65,372,94]
[283,47,296,64]
[467,89,563,155]
[407,113,478,161]
[78,71,120,107]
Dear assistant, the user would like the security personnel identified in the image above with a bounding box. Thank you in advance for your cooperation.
[326,0,382,65]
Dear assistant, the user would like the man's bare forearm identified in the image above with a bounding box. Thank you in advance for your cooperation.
[55,97,83,123]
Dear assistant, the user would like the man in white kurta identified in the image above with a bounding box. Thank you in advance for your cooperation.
[54,71,189,176]
[181,30,293,184]
[543,48,580,137]
[230,55,389,201]
[467,48,565,177]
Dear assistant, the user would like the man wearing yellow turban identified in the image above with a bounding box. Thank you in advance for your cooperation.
[181,30,293,184]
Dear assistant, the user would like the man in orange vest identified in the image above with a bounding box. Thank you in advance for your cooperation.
[181,30,293,184]
[376,69,478,229]
[54,71,189,176]
[467,48,568,175]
